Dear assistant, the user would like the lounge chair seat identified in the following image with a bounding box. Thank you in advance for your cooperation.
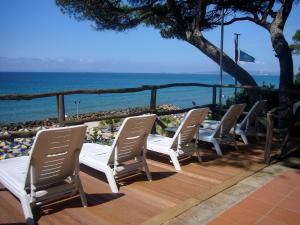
[147,134,173,154]
[198,128,215,142]
[80,143,110,163]
[147,134,197,155]
[203,122,247,137]
[202,121,220,130]
[80,114,156,193]
[147,108,209,171]
[0,156,29,192]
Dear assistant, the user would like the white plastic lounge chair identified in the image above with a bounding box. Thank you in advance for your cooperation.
[147,108,209,171]
[0,125,87,225]
[199,104,246,156]
[79,114,156,193]
[202,100,267,145]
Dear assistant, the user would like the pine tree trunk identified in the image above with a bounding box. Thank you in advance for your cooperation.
[186,31,258,87]
[270,15,294,129]
[270,26,294,90]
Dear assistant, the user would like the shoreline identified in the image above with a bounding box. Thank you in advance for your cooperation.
[0,104,181,159]
[0,104,180,132]
[0,73,279,124]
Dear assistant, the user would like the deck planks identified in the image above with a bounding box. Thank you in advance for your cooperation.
[0,144,267,225]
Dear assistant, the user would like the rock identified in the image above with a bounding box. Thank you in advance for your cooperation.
[0,104,181,134]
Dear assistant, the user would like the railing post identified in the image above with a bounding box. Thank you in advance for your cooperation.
[150,88,157,112]
[57,94,65,123]
[264,112,273,164]
[212,86,217,106]
[150,88,157,133]
[212,86,217,119]
[234,79,238,103]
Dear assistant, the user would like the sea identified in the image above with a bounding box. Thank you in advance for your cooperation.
[0,72,279,123]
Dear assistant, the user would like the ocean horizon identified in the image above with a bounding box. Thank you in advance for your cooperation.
[0,72,279,123]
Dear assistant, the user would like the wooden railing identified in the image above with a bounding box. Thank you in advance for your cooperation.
[0,83,280,123]
[2,82,299,164]
[0,83,276,125]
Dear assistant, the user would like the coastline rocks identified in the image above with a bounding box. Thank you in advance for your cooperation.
[67,104,180,121]
[0,104,181,159]
[0,104,179,132]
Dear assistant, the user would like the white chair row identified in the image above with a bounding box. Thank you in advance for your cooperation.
[0,115,157,224]
[164,104,246,159]
[0,101,266,224]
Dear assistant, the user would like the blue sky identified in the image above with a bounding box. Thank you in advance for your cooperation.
[0,0,299,74]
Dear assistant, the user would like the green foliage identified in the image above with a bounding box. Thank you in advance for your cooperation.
[100,118,121,133]
[225,83,278,110]
[290,30,300,85]
[206,110,214,120]
[160,115,180,126]
[56,1,292,43]
[57,0,216,34]
[88,128,114,146]
[226,89,251,111]
[290,30,300,55]
[258,83,278,109]
[90,129,99,143]
[156,115,180,136]
[55,0,259,40]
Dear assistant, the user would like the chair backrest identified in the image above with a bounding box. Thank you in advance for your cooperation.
[171,108,209,149]
[25,125,87,189]
[239,100,267,130]
[212,104,246,138]
[107,114,156,165]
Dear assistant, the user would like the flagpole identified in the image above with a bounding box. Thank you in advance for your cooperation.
[219,6,224,108]
[234,33,240,102]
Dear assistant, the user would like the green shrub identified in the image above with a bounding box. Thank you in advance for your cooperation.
[156,115,181,136]
[225,83,278,111]
[99,118,121,133]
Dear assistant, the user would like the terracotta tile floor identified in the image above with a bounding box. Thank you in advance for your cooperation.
[207,170,300,225]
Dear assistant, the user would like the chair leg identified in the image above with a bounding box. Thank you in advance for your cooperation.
[78,178,88,207]
[240,132,249,145]
[279,130,291,157]
[169,152,181,171]
[20,194,35,225]
[196,150,202,163]
[211,139,223,156]
[233,139,239,151]
[104,167,119,193]
[143,158,152,181]
[256,133,260,142]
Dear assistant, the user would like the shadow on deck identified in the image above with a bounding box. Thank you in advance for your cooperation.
[0,139,271,225]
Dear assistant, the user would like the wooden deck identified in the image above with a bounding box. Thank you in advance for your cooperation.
[0,142,269,225]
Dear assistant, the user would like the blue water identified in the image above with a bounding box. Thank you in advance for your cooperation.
[0,72,279,123]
